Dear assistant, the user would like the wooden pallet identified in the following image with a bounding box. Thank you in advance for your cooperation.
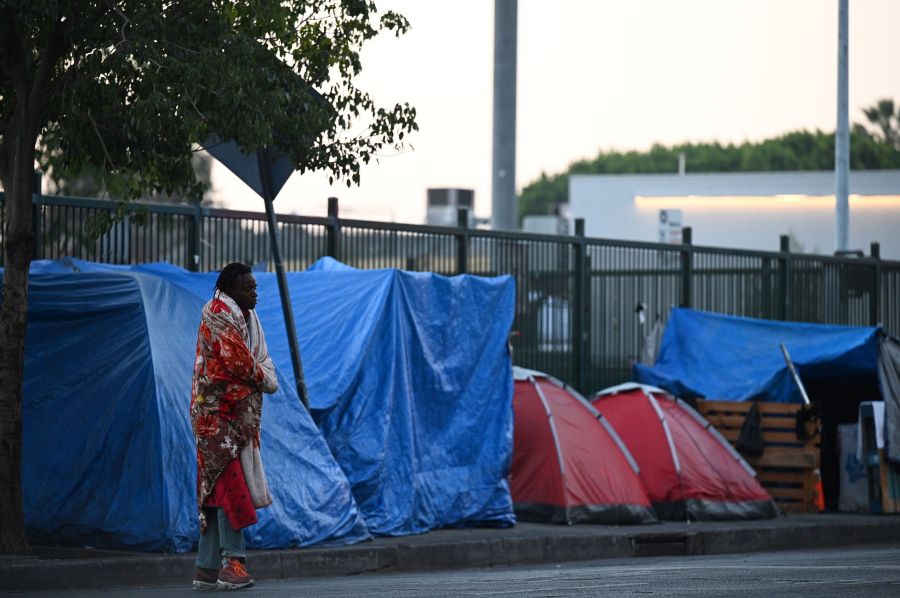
[695,400,821,513]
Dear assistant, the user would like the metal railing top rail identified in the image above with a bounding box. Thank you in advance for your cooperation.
[2,191,898,267]
[585,233,890,265]
[2,192,199,216]
[337,218,464,236]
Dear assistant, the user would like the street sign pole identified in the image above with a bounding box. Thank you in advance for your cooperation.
[257,146,309,409]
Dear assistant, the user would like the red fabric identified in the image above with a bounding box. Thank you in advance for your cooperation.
[511,381,565,505]
[592,389,771,505]
[592,391,681,502]
[511,378,653,511]
[660,397,771,503]
[204,458,258,530]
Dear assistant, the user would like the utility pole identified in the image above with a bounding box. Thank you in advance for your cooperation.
[491,0,517,231]
[835,0,850,253]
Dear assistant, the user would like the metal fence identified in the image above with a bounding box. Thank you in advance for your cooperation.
[2,192,897,394]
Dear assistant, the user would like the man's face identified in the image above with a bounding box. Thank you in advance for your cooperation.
[228,272,258,311]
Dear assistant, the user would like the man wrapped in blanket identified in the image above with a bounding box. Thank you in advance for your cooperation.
[190,262,278,590]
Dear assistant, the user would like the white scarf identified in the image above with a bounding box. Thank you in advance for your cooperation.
[216,289,276,509]
[247,308,279,394]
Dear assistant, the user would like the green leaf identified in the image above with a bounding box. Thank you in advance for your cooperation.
[7,0,418,206]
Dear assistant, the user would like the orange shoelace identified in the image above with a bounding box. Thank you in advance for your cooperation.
[227,559,249,577]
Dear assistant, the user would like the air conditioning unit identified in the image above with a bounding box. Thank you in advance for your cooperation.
[426,188,474,227]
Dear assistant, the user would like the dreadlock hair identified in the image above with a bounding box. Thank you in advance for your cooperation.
[215,262,252,294]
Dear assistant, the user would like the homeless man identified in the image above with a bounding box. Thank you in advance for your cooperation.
[190,262,278,590]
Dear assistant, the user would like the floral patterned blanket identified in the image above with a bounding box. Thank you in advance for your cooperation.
[190,290,277,530]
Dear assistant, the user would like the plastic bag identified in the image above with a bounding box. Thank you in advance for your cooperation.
[736,401,764,457]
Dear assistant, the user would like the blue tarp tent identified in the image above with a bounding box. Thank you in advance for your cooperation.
[634,307,882,404]
[297,258,517,535]
[8,263,370,552]
[9,257,516,546]
[632,307,900,508]
[134,257,518,536]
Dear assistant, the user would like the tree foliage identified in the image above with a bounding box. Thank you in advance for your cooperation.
[520,128,900,221]
[0,0,417,553]
[2,0,418,201]
[856,98,900,150]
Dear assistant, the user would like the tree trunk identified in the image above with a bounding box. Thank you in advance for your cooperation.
[0,133,36,554]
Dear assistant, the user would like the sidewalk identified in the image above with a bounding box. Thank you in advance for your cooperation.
[3,513,900,592]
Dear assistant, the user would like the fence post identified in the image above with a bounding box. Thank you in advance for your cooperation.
[456,207,469,274]
[32,171,43,260]
[326,197,341,261]
[121,212,130,264]
[779,234,791,320]
[582,241,592,393]
[761,255,773,319]
[187,199,202,271]
[680,226,693,308]
[870,242,881,326]
[573,218,587,393]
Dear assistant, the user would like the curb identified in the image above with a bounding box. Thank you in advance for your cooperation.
[4,516,900,592]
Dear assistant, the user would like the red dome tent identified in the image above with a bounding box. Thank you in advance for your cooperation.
[511,368,657,525]
[591,383,777,521]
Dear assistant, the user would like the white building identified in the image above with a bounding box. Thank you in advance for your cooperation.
[522,214,572,236]
[425,188,475,227]
[569,170,900,259]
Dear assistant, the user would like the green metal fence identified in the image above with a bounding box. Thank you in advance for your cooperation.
[1,192,897,394]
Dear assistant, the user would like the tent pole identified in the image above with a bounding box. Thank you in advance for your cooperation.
[780,343,811,406]
[530,376,567,480]
[645,391,689,522]
[258,147,310,410]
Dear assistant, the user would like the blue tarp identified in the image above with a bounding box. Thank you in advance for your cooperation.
[296,259,517,535]
[14,266,369,552]
[132,257,517,536]
[633,308,881,403]
[9,257,516,547]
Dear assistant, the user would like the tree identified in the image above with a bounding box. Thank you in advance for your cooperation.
[519,129,900,221]
[0,0,417,553]
[857,98,900,150]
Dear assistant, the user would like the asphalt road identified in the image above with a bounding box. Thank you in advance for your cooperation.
[8,545,900,597]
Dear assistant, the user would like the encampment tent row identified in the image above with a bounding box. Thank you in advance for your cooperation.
[10,259,890,552]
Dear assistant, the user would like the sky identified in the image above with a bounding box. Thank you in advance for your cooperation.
[208,0,900,224]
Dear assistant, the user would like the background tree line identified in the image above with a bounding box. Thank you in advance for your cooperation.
[520,99,900,221]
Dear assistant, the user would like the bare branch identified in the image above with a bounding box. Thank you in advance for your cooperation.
[88,111,117,171]
[103,0,131,49]
[163,40,201,56]
[186,93,207,122]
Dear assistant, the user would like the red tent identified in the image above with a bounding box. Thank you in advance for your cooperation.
[591,383,777,520]
[511,368,657,525]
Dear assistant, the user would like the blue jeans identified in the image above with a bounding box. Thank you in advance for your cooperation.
[196,507,246,570]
